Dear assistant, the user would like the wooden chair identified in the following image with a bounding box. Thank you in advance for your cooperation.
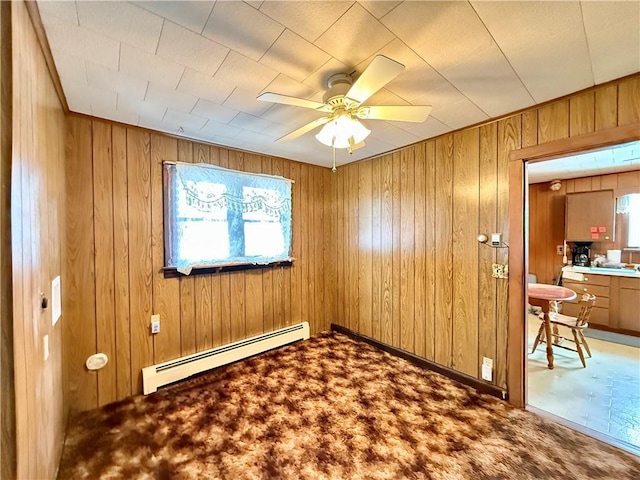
[531,294,596,368]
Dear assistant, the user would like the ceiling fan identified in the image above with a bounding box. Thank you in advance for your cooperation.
[257,55,432,170]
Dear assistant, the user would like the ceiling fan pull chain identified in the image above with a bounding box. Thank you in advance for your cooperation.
[332,144,337,173]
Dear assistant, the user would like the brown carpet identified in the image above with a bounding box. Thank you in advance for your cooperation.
[58,331,639,479]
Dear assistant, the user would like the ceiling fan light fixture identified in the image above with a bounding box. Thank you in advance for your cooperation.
[315,114,371,149]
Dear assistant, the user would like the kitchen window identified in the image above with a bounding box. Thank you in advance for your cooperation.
[617,193,640,248]
[163,162,293,275]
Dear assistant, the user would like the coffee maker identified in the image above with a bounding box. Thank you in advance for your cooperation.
[571,242,592,266]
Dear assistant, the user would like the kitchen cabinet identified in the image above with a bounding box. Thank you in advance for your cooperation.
[565,190,615,242]
[563,274,610,327]
[563,273,640,334]
[610,277,640,333]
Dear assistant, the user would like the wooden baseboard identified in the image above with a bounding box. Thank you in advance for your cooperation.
[330,324,508,401]
[588,323,640,338]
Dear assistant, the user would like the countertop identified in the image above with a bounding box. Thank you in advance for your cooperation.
[563,265,640,278]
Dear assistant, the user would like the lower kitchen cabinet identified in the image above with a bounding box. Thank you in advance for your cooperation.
[610,277,640,333]
[563,274,640,335]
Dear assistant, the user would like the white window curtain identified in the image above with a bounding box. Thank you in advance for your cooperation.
[617,193,640,248]
[165,162,293,271]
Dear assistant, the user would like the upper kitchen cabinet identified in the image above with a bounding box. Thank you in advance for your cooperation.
[565,190,615,242]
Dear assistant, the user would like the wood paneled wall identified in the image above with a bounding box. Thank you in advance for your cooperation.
[329,74,640,390]
[0,2,15,478]
[10,1,67,479]
[64,116,332,411]
[530,170,640,284]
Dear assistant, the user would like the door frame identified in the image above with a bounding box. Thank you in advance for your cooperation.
[506,122,640,408]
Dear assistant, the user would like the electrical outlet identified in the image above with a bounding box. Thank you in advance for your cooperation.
[556,245,564,256]
[150,314,160,334]
[492,263,509,279]
[482,357,493,381]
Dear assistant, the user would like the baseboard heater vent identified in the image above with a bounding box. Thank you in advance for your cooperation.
[142,322,310,395]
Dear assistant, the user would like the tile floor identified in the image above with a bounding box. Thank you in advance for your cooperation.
[527,314,640,449]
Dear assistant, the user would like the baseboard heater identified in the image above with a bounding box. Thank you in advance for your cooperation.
[142,322,310,395]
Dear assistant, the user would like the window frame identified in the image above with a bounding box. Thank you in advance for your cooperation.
[162,161,294,277]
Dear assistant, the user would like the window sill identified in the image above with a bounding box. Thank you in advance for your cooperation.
[163,259,294,278]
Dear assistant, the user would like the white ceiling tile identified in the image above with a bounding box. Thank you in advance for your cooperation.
[200,121,242,139]
[382,2,494,72]
[228,113,289,138]
[260,104,326,129]
[118,96,167,122]
[192,99,240,124]
[223,88,272,116]
[202,2,284,61]
[358,1,401,19]
[144,83,198,113]
[303,58,349,92]
[438,46,533,117]
[120,44,185,90]
[63,88,91,114]
[260,30,331,82]
[86,62,148,101]
[162,109,208,132]
[411,83,467,112]
[430,98,489,131]
[259,1,352,42]
[470,1,593,103]
[41,16,120,70]
[362,88,410,107]
[316,3,395,66]
[582,1,640,84]
[177,68,235,104]
[261,74,317,100]
[245,2,264,10]
[156,22,229,77]
[91,102,140,126]
[51,50,87,85]
[76,1,163,53]
[132,1,215,34]
[369,122,421,148]
[214,52,279,95]
[403,117,452,139]
[37,0,78,24]
[60,79,117,113]
[234,129,280,146]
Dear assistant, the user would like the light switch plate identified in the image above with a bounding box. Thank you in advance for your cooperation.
[151,314,160,334]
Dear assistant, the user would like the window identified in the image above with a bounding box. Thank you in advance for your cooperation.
[164,162,292,273]
[617,193,640,248]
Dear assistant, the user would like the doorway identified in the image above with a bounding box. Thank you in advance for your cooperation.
[525,142,640,453]
[506,124,640,455]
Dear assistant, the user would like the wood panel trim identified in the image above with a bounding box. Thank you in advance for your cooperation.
[509,122,640,163]
[330,323,508,400]
[23,0,68,112]
[508,123,639,409]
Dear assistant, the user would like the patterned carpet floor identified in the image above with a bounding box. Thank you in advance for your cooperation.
[58,331,640,479]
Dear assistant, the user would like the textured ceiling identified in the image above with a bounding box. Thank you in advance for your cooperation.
[528,141,640,184]
[37,0,640,168]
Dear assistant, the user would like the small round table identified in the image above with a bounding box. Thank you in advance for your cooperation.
[527,283,577,369]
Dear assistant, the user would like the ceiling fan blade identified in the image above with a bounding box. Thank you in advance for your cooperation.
[257,92,331,112]
[276,117,330,143]
[345,55,405,106]
[357,105,432,123]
